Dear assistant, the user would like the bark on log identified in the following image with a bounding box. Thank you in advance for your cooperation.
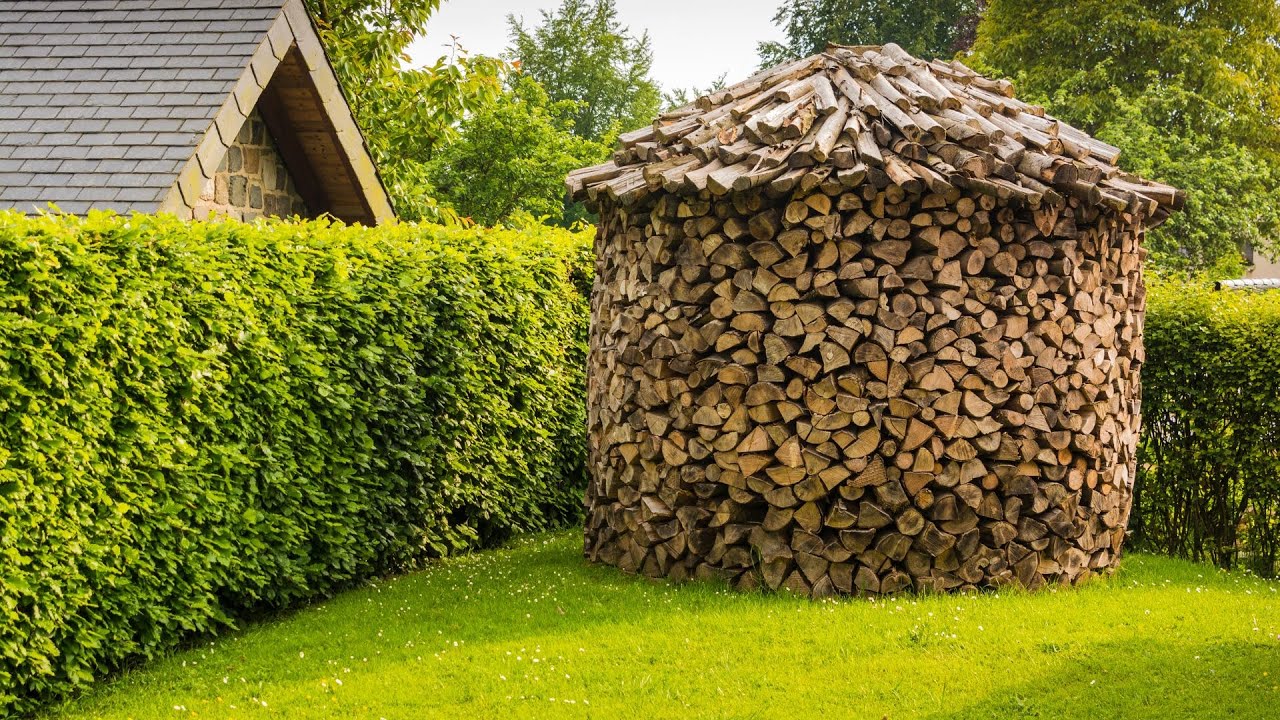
[577,40,1174,598]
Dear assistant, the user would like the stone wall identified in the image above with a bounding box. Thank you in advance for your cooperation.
[195,108,308,221]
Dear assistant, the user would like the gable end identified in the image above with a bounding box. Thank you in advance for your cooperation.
[158,0,394,225]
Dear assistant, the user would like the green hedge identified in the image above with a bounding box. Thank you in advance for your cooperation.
[1135,278,1280,576]
[0,212,591,714]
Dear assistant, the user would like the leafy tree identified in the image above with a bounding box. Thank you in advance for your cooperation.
[306,0,440,86]
[1097,84,1279,272]
[359,50,508,222]
[972,0,1280,271]
[428,77,610,227]
[507,0,662,141]
[972,0,1280,148]
[758,0,983,68]
[306,1,507,221]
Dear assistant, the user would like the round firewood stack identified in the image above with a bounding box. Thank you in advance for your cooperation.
[568,43,1183,597]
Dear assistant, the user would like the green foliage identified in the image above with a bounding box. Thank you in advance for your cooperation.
[972,0,1280,271]
[0,211,592,715]
[357,51,509,223]
[973,0,1280,148]
[1094,84,1280,272]
[427,77,610,227]
[306,1,507,222]
[306,0,440,83]
[757,0,982,68]
[507,0,662,142]
[1135,279,1280,577]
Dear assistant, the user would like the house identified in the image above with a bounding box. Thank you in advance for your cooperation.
[1243,241,1280,279]
[0,0,394,224]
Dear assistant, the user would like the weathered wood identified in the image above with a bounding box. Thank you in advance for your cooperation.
[578,41,1171,598]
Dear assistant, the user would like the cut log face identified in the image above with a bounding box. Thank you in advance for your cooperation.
[576,42,1178,598]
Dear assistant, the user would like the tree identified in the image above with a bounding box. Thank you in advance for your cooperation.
[972,0,1280,148]
[428,77,610,227]
[507,0,662,142]
[758,0,983,68]
[306,0,440,89]
[1097,84,1280,273]
[362,51,508,222]
[306,1,507,221]
[972,0,1280,271]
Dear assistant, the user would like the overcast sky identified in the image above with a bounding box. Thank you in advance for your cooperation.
[407,0,788,94]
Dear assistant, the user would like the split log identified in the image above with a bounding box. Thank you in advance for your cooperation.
[578,40,1166,598]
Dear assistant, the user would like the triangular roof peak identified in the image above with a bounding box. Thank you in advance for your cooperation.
[0,0,393,225]
[569,42,1182,225]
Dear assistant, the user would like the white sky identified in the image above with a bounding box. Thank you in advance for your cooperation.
[407,0,788,94]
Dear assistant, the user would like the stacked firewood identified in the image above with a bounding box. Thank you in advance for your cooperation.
[570,43,1181,596]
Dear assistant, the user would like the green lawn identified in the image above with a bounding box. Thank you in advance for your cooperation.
[49,532,1279,720]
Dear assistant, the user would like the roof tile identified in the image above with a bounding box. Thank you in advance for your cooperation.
[0,0,286,213]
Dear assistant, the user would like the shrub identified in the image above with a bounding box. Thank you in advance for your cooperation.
[0,211,591,714]
[1134,278,1280,576]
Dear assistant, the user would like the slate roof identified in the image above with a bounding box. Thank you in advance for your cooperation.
[569,43,1184,225]
[0,0,287,214]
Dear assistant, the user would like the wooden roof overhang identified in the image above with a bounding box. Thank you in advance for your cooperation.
[569,43,1184,228]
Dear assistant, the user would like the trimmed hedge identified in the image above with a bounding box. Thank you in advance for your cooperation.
[1135,278,1280,576]
[0,212,591,714]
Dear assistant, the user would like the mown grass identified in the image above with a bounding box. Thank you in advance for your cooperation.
[50,532,1279,720]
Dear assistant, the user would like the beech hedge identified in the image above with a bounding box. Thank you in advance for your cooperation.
[0,212,591,714]
[1134,278,1280,577]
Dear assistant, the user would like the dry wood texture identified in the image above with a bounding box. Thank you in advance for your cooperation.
[570,43,1182,597]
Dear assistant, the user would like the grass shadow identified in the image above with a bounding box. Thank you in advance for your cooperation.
[922,637,1279,720]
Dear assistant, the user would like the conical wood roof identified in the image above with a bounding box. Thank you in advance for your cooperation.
[568,43,1183,225]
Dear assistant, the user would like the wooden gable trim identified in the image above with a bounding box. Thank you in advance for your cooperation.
[159,0,395,225]
[278,0,394,224]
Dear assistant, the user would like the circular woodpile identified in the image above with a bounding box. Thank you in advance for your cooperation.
[569,44,1182,596]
